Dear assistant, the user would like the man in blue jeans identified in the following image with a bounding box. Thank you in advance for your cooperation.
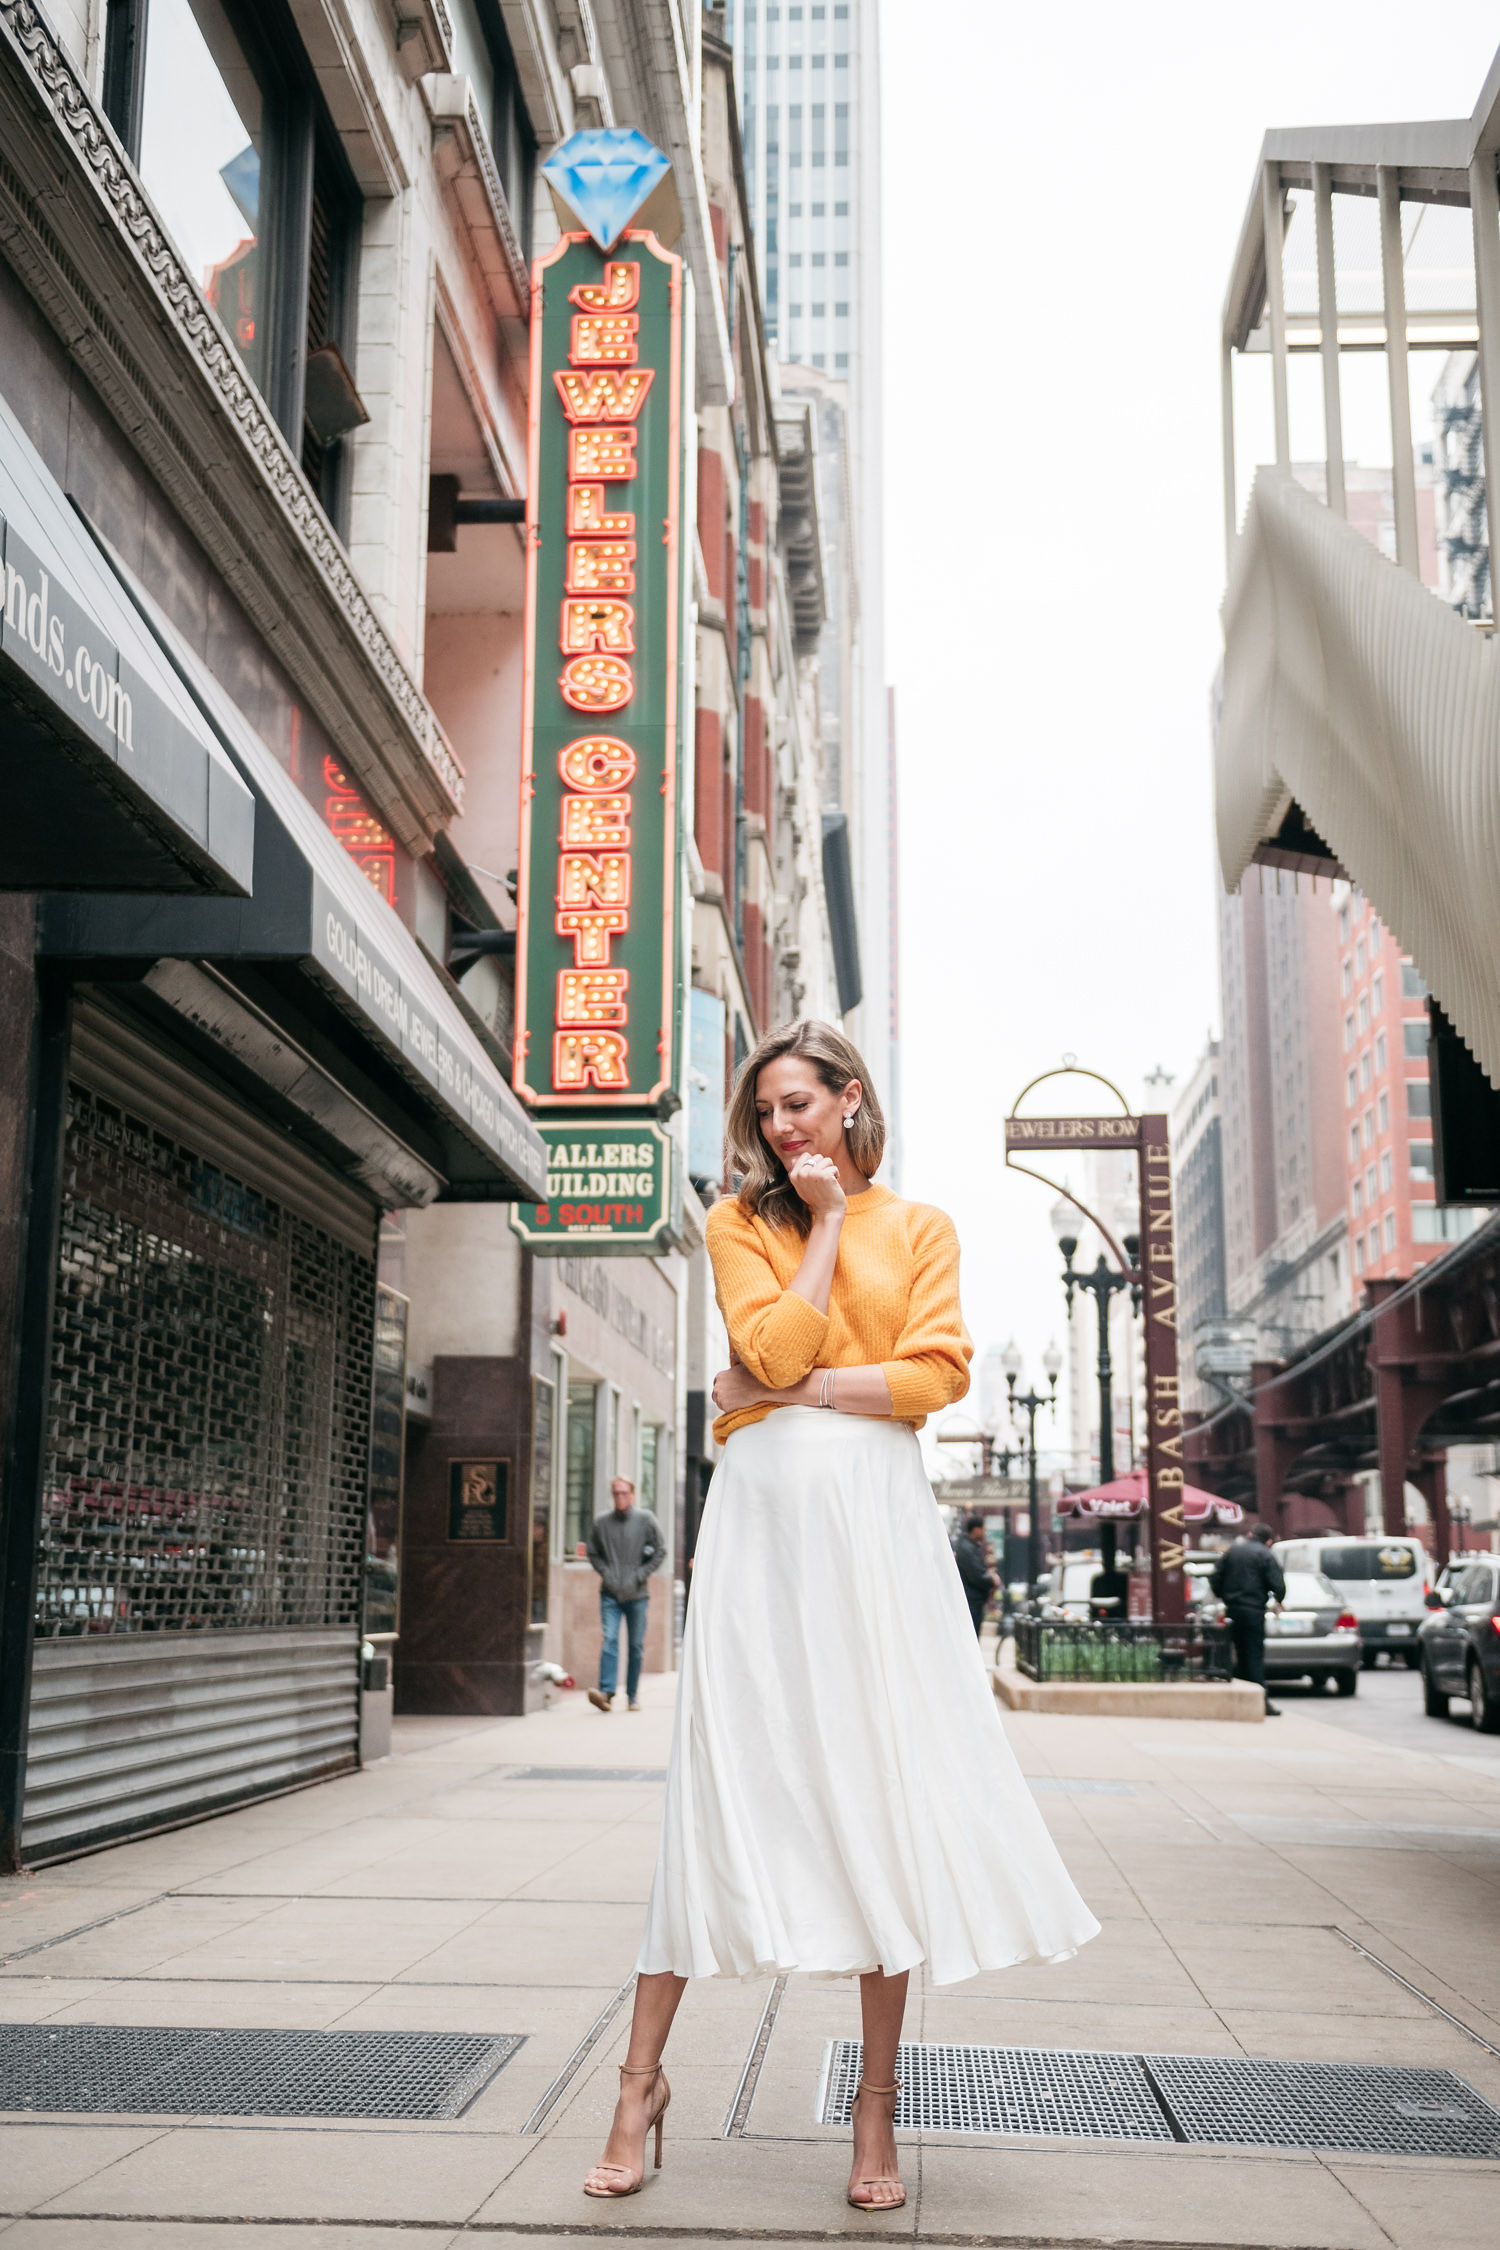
[586,1476,665,1711]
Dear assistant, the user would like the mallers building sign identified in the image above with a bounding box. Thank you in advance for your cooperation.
[510,131,690,1253]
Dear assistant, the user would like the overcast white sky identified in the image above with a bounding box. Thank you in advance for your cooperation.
[879,3,1500,1450]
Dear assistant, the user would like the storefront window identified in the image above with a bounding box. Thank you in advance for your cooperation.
[138,0,268,394]
[529,1374,554,1624]
[640,1423,659,1510]
[364,1284,407,1636]
[564,1380,596,1555]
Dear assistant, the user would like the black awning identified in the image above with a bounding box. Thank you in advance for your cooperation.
[0,394,253,896]
[40,543,548,1207]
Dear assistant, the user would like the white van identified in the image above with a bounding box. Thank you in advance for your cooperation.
[1272,1536,1431,1667]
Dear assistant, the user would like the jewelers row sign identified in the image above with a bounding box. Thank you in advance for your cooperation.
[510,230,689,1250]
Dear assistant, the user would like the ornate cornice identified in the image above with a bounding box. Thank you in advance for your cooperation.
[424,73,531,322]
[0,0,465,839]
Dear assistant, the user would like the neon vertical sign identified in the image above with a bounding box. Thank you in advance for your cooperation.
[513,232,684,1109]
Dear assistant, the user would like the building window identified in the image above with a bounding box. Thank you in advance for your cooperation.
[1377,1091,1389,1133]
[1344,1013,1355,1051]
[1339,904,1351,942]
[1355,937,1366,977]
[1380,1150,1393,1191]
[1349,1125,1360,1161]
[1365,1165,1377,1203]
[103,0,363,527]
[835,352,848,368]
[1402,963,1429,999]
[1359,1050,1372,1089]
[1342,956,1353,995]
[1374,1031,1386,1073]
[1407,1080,1432,1118]
[1366,1105,1378,1144]
[468,0,537,261]
[1372,972,1384,1013]
[1346,1069,1357,1106]
[1353,1234,1365,1274]
[1384,1211,1397,1251]
[1351,1181,1362,1217]
[1410,1139,1435,1177]
[1367,1225,1379,1264]
[1403,1021,1428,1057]
[564,1379,597,1554]
[1358,994,1370,1032]
[1413,1206,1473,1244]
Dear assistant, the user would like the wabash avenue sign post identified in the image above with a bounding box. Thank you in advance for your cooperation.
[509,134,691,1256]
[1004,1101,1185,1624]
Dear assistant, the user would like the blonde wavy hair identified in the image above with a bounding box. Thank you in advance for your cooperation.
[724,1019,886,1236]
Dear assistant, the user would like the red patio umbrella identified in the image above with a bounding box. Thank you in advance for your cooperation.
[1055,1469,1243,1526]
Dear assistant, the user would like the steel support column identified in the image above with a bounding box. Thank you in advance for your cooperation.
[1377,165,1420,575]
[1468,151,1500,618]
[1413,1457,1452,1571]
[1312,162,1346,517]
[1251,1362,1301,1530]
[1262,163,1290,467]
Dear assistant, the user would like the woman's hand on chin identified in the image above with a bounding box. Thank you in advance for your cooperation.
[711,1361,775,1413]
[788,1150,847,1219]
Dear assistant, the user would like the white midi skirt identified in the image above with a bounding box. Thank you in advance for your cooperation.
[637,1408,1101,1987]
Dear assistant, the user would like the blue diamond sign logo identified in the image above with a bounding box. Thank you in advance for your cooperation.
[541,129,673,252]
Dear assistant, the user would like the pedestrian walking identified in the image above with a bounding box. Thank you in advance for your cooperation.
[583,1021,1098,2210]
[954,1512,999,1634]
[1210,1523,1286,1715]
[586,1478,664,1713]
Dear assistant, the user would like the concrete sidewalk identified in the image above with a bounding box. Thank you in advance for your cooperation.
[2,1666,1499,2247]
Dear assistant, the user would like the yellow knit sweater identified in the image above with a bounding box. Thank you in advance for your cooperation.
[705,1182,973,1444]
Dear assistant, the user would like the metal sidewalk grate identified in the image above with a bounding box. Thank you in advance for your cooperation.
[819,2041,1500,2157]
[1145,2052,1500,2158]
[0,2025,523,2119]
[819,2041,1172,2141]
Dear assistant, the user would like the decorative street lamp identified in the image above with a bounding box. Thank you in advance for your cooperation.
[1052,1195,1139,1576]
[1002,1337,1061,1598]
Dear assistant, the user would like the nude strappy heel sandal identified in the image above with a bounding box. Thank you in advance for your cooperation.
[582,2061,671,2198]
[847,2075,906,2210]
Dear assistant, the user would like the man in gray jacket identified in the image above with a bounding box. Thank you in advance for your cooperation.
[586,1477,665,1711]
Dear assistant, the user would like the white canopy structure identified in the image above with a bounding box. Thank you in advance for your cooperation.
[1218,47,1500,1088]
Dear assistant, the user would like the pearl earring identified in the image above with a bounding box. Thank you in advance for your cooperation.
[843,1112,856,1131]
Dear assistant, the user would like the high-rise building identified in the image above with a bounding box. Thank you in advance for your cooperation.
[721,0,895,1158]
[1170,1041,1232,1413]
[1334,892,1486,1282]
[1218,881,1352,1359]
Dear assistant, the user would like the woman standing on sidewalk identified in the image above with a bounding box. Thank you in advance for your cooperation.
[583,1021,1099,2210]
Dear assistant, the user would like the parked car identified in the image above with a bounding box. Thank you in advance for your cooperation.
[1417,1554,1500,1731]
[1273,1535,1430,1668]
[1258,1569,1362,1694]
[1038,1558,1102,1621]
